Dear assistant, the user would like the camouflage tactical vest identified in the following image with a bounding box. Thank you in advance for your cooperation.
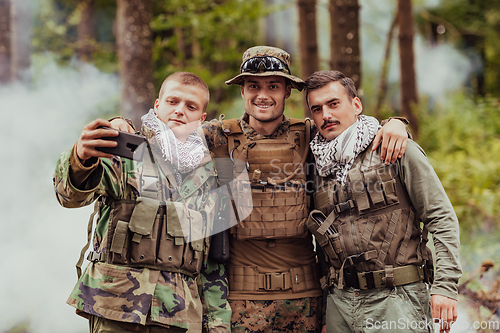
[307,143,433,288]
[211,118,311,240]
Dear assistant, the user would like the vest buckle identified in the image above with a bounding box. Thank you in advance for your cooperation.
[262,272,290,291]
[334,200,355,214]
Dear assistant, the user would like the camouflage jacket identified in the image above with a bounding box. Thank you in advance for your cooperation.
[53,125,231,332]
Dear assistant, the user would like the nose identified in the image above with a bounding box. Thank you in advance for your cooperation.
[321,106,331,121]
[256,87,269,100]
[174,104,186,116]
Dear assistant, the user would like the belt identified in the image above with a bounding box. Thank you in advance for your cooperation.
[228,263,321,293]
[339,265,425,290]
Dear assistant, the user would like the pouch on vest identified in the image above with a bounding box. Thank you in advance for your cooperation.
[208,196,232,264]
[127,197,160,265]
[159,201,205,273]
[306,210,342,262]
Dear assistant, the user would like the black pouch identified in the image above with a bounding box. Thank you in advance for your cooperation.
[208,199,231,264]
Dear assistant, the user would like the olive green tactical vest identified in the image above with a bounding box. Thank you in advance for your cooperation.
[89,141,213,278]
[307,144,433,287]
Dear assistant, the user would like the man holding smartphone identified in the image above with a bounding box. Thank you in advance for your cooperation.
[54,72,230,333]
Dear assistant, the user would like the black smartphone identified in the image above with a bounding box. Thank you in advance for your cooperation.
[96,127,147,160]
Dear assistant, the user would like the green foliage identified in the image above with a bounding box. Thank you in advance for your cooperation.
[151,0,267,115]
[418,92,500,238]
[32,0,117,72]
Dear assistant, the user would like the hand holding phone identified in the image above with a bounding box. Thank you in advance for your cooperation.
[76,119,146,162]
[95,126,147,160]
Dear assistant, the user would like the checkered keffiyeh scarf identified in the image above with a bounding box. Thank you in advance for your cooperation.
[142,109,207,184]
[310,115,380,185]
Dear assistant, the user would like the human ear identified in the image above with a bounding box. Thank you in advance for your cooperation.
[154,99,160,112]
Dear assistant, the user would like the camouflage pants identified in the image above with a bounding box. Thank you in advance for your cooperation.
[229,296,322,333]
[326,281,433,333]
[89,315,186,333]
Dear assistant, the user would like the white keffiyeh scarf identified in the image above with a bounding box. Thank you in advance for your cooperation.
[310,115,380,185]
[141,109,207,184]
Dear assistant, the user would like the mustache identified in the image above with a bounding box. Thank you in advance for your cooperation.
[321,119,338,130]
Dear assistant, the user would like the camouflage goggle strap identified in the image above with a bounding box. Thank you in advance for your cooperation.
[76,199,101,278]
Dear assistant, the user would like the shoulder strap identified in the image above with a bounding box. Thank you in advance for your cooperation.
[76,198,101,278]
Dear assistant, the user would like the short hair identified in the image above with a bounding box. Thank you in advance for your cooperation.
[304,70,357,108]
[158,72,210,111]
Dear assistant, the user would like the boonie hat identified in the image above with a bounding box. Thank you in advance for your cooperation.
[225,46,305,91]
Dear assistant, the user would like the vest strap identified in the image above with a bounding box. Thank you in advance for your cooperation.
[233,224,308,239]
[244,210,307,222]
[396,210,415,265]
[376,209,402,266]
[76,199,101,278]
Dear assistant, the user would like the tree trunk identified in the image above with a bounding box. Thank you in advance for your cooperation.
[265,0,277,47]
[329,0,361,90]
[0,0,11,83]
[10,0,31,82]
[116,0,155,128]
[397,0,419,138]
[298,0,319,118]
[374,13,397,118]
[77,0,96,62]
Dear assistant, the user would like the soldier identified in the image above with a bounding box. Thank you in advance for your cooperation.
[54,72,231,333]
[201,47,410,333]
[110,46,410,332]
[304,70,461,333]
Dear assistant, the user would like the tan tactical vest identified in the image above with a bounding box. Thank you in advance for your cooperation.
[307,144,433,289]
[84,142,212,278]
[211,118,311,240]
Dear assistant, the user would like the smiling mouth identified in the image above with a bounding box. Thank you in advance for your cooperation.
[254,103,273,109]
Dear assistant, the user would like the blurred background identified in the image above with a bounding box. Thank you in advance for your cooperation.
[0,0,499,332]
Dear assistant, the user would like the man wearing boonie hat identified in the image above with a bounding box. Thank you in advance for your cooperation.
[201,46,410,333]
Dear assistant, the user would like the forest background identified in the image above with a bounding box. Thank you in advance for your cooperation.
[0,0,499,332]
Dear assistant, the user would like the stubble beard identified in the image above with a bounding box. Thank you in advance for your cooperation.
[248,105,285,124]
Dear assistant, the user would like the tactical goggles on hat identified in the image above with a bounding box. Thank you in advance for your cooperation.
[225,46,305,91]
[240,56,291,75]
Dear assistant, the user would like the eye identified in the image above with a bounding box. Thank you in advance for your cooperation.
[249,84,258,89]
[311,107,321,114]
[328,101,339,108]
[167,99,177,105]
[188,104,197,111]
[270,84,278,89]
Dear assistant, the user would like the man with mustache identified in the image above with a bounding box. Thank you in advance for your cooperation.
[305,70,461,333]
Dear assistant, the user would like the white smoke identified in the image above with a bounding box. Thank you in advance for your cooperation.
[0,54,119,333]
[359,0,473,104]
